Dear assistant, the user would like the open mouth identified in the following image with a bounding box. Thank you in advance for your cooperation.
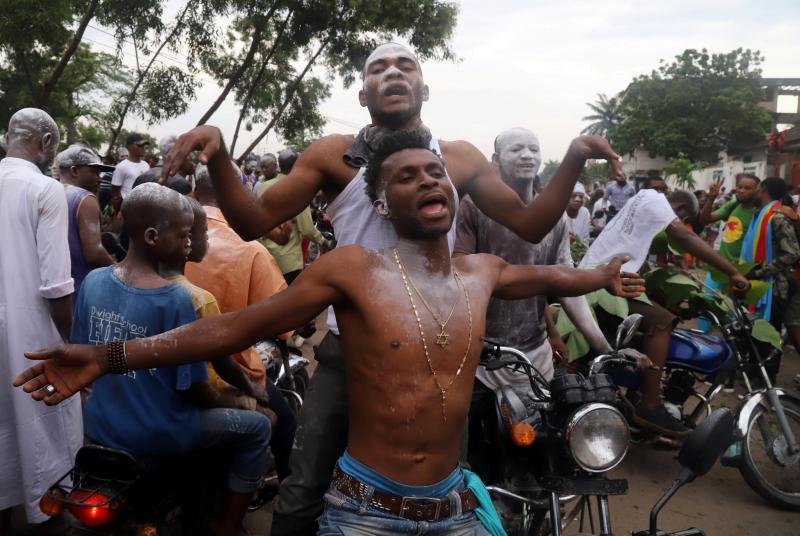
[383,83,411,97]
[417,193,449,217]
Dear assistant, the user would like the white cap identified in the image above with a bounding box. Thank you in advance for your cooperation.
[573,182,586,195]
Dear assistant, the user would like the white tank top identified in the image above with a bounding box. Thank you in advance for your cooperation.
[325,137,459,334]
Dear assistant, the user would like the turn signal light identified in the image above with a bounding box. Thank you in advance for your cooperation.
[39,489,64,517]
[510,422,537,447]
[67,489,121,527]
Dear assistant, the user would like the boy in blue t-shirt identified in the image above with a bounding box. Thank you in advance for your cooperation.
[74,183,271,536]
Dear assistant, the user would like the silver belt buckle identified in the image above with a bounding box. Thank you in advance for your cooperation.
[400,496,443,521]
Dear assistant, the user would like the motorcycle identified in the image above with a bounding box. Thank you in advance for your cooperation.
[608,287,800,510]
[477,315,732,535]
[39,444,233,535]
[472,316,628,534]
[255,338,310,417]
[305,193,336,265]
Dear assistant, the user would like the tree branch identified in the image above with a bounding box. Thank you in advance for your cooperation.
[230,10,293,154]
[195,3,279,126]
[105,0,195,156]
[236,39,329,161]
[37,0,99,106]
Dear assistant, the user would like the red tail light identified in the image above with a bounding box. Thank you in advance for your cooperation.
[67,489,122,527]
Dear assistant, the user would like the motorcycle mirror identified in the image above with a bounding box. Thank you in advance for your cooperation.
[614,314,643,350]
[641,408,734,536]
[678,408,734,478]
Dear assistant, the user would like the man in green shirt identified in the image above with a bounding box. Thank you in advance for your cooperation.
[697,173,760,331]
[257,149,328,284]
[699,173,760,261]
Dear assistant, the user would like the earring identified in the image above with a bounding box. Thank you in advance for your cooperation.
[374,201,390,218]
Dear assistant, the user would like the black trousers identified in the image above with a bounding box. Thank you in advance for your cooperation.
[270,333,348,536]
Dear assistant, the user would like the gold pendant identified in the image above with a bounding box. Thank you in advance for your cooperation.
[435,326,449,349]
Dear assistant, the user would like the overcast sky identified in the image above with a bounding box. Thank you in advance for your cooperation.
[85,0,800,163]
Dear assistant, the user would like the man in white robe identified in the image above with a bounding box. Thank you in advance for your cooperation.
[0,108,81,530]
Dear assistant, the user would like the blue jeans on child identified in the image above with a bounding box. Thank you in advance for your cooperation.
[195,407,271,493]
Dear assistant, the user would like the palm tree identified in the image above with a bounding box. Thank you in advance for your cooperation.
[581,93,624,137]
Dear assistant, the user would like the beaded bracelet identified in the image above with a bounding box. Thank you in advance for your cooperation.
[107,340,129,374]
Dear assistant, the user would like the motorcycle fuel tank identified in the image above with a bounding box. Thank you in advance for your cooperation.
[667,328,732,374]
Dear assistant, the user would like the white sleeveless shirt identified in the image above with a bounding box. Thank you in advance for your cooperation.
[325,137,459,334]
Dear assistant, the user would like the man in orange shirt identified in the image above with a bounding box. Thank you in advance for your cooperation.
[186,163,296,480]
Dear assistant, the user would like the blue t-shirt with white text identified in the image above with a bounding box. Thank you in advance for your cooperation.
[74,267,207,454]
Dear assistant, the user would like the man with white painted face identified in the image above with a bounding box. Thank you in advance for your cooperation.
[454,128,621,477]
[161,42,623,535]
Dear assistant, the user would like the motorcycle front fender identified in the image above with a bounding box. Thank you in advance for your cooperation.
[736,388,800,437]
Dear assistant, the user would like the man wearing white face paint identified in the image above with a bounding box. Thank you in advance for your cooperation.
[0,109,81,532]
[161,43,624,535]
[454,128,619,477]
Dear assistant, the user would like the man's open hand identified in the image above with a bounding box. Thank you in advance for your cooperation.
[569,136,623,179]
[604,257,646,298]
[161,125,225,182]
[13,345,105,406]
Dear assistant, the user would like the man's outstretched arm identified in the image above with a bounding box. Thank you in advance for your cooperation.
[162,126,331,240]
[665,220,750,291]
[15,248,354,405]
[463,136,621,243]
[490,256,644,300]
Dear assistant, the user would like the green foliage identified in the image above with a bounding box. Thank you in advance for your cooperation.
[752,319,782,350]
[663,157,697,189]
[581,93,624,140]
[595,289,629,318]
[555,307,591,361]
[611,48,773,163]
[539,159,560,184]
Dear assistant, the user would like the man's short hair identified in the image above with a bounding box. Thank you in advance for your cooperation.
[364,129,435,203]
[278,148,298,174]
[643,176,665,189]
[735,172,760,185]
[668,189,700,220]
[761,177,788,202]
[158,135,178,157]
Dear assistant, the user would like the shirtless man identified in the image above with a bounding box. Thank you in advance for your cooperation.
[160,43,623,534]
[16,131,643,534]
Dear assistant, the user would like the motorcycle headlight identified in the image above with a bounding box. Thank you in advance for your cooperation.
[565,403,630,472]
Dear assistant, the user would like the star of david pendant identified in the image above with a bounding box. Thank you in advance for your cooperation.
[436,326,449,349]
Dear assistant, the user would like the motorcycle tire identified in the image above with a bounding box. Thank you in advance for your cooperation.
[739,396,800,510]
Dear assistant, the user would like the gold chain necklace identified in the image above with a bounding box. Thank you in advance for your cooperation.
[393,248,473,422]
[398,255,459,349]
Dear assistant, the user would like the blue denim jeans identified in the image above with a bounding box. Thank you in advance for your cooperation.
[195,408,271,493]
[318,486,490,535]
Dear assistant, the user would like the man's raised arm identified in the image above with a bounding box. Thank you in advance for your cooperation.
[15,247,355,406]
[162,126,329,241]
[464,135,621,243]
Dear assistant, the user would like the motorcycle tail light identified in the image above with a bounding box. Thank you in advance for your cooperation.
[136,525,159,536]
[67,489,122,527]
[39,489,64,517]
[510,422,536,447]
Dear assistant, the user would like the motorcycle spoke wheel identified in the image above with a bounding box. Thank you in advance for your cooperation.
[740,398,800,510]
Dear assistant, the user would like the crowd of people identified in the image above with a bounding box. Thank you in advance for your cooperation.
[1,41,796,536]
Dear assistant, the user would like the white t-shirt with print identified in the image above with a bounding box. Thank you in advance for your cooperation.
[111,159,151,198]
[579,189,677,273]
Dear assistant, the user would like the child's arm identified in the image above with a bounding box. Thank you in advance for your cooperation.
[210,356,269,405]
[490,255,644,300]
